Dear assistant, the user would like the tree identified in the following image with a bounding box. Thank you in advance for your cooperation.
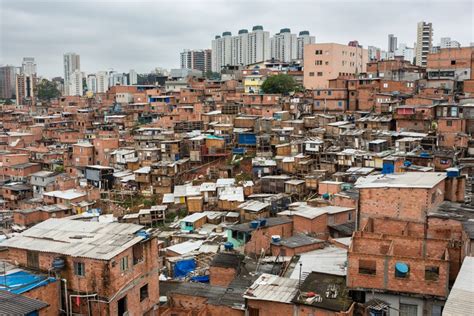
[37,79,61,101]
[260,74,301,95]
[205,70,221,80]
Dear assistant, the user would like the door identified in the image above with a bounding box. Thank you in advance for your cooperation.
[118,296,127,316]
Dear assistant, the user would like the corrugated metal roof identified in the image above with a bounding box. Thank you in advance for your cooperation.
[0,290,48,315]
[2,219,144,260]
[243,273,298,303]
[443,256,474,316]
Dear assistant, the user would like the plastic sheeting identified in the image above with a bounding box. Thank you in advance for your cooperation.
[190,275,209,283]
[173,259,196,278]
[0,271,56,294]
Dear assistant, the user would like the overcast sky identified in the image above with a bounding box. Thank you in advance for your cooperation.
[1,0,473,78]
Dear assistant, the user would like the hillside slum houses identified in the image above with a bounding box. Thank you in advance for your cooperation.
[0,47,473,315]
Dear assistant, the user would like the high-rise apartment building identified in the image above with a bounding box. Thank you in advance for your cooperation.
[180,49,212,73]
[271,28,297,62]
[296,31,315,60]
[395,43,415,63]
[109,71,127,87]
[16,73,37,105]
[96,71,109,93]
[68,70,83,96]
[129,69,138,85]
[63,53,81,95]
[368,46,381,61]
[87,74,97,93]
[211,26,270,72]
[303,43,368,89]
[440,37,461,49]
[415,21,433,67]
[0,66,17,99]
[21,57,37,76]
[388,34,397,53]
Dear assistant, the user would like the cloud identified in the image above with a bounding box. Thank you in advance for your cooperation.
[1,0,472,78]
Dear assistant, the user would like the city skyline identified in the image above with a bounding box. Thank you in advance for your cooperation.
[1,0,473,78]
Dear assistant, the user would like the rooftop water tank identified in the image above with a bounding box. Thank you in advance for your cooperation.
[322,193,330,200]
[250,220,259,229]
[403,161,412,167]
[224,242,234,251]
[259,219,267,227]
[395,262,409,278]
[52,257,65,270]
[446,167,460,178]
[420,152,430,158]
[272,235,281,243]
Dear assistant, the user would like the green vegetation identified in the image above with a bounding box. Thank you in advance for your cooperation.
[205,70,221,80]
[37,79,61,101]
[261,74,301,95]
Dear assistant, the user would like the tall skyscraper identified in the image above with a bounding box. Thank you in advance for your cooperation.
[68,70,83,96]
[368,46,381,61]
[21,57,37,76]
[0,66,17,99]
[180,50,212,73]
[109,71,127,87]
[16,73,37,106]
[296,31,315,60]
[63,53,81,95]
[96,71,109,93]
[271,28,297,62]
[129,69,138,85]
[415,21,433,67]
[388,34,397,53]
[211,26,270,72]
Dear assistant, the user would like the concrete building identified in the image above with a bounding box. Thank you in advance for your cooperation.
[368,46,381,61]
[395,43,415,63]
[0,65,17,99]
[426,47,474,81]
[21,57,37,76]
[109,71,127,86]
[211,26,270,72]
[86,74,97,93]
[63,53,80,96]
[96,71,109,93]
[415,21,433,67]
[68,69,83,96]
[440,37,461,49]
[15,73,37,105]
[296,31,315,60]
[388,34,397,53]
[271,28,297,63]
[129,69,138,85]
[180,49,212,73]
[303,43,368,89]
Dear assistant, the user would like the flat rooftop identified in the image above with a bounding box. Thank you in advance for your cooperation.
[355,172,446,189]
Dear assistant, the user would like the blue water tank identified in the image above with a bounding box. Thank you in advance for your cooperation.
[250,221,259,229]
[395,262,409,277]
[420,152,430,158]
[272,235,281,243]
[136,230,150,239]
[224,242,234,251]
[446,168,460,178]
[403,161,412,167]
[259,219,267,227]
[52,257,65,270]
[322,193,330,200]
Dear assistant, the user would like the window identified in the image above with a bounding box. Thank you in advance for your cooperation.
[327,91,332,96]
[446,120,452,127]
[315,50,322,55]
[120,256,129,272]
[338,101,343,107]
[317,72,323,76]
[348,212,352,221]
[383,83,388,88]
[133,244,144,265]
[358,259,376,275]
[309,72,315,77]
[140,284,149,301]
[27,251,39,269]
[315,101,320,107]
[74,262,86,276]
[316,91,321,96]
[249,307,260,316]
[425,266,439,281]
[315,60,322,65]
[399,303,418,316]
[450,60,456,65]
[325,61,329,65]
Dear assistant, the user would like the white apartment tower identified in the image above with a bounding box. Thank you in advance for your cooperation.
[87,74,97,93]
[271,28,297,62]
[68,69,83,96]
[129,69,138,85]
[96,71,109,93]
[180,50,212,72]
[296,31,315,60]
[21,57,37,76]
[63,53,81,95]
[415,21,433,67]
[440,37,461,49]
[211,26,270,72]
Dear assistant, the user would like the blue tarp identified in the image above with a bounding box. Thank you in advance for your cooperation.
[238,133,256,145]
[174,259,196,278]
[190,275,209,283]
[0,271,56,294]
